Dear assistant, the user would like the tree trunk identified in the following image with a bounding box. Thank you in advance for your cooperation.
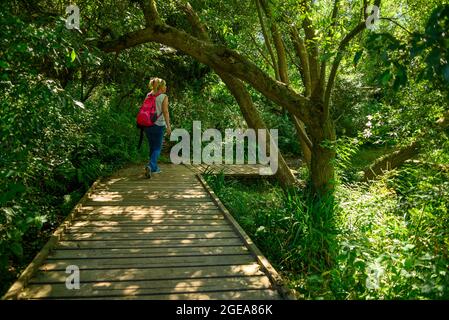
[309,114,336,194]
[172,2,297,189]
[363,142,420,181]
[218,71,297,188]
[255,0,313,167]
[363,111,448,180]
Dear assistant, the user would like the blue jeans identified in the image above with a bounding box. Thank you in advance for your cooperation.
[144,125,165,172]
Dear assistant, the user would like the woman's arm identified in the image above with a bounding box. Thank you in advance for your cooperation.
[162,96,171,136]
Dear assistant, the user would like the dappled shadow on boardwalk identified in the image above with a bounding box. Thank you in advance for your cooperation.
[11,164,282,300]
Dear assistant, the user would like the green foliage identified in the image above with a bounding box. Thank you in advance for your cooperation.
[0,6,148,294]
[206,166,449,299]
[364,4,449,94]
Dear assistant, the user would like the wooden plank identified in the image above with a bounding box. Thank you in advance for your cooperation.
[62,231,237,241]
[95,186,206,190]
[63,289,280,300]
[39,255,256,271]
[87,194,211,201]
[55,238,244,249]
[74,213,225,221]
[77,206,223,214]
[98,179,200,185]
[104,176,199,180]
[85,198,212,204]
[100,186,204,190]
[91,190,209,195]
[72,214,225,222]
[93,189,209,195]
[197,174,295,300]
[47,245,249,259]
[97,181,201,186]
[29,263,263,284]
[82,200,216,206]
[21,276,272,299]
[75,211,223,217]
[77,207,223,214]
[69,220,229,228]
[112,181,203,185]
[66,225,233,233]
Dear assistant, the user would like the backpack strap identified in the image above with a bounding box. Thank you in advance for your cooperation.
[153,93,165,123]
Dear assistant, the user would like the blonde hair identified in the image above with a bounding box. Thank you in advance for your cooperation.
[149,77,159,92]
[154,78,166,92]
[149,77,166,93]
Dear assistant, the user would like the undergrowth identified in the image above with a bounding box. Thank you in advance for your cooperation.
[205,164,449,300]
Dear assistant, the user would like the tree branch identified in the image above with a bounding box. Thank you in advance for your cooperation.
[138,0,160,26]
[380,17,413,35]
[98,24,312,125]
[260,0,289,84]
[319,0,340,95]
[218,71,298,187]
[176,1,210,41]
[249,33,276,70]
[324,0,382,114]
[324,21,365,112]
[303,17,321,94]
[255,0,280,80]
[282,37,304,82]
[290,27,312,96]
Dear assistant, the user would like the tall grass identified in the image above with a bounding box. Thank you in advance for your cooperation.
[205,165,449,299]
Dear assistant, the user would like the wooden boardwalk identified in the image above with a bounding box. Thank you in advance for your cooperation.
[3,164,289,300]
[186,163,274,176]
[186,163,298,177]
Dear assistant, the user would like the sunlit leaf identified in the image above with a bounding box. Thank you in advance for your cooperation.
[71,49,76,62]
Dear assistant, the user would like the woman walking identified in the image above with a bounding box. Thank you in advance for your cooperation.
[144,78,172,178]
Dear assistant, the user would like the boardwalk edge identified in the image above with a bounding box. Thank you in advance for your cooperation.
[195,173,297,300]
[1,177,104,300]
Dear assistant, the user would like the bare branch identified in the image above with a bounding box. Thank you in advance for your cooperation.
[282,36,304,81]
[380,17,413,35]
[259,0,289,84]
[302,19,321,94]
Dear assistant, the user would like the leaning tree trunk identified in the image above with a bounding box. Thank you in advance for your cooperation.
[363,111,449,181]
[363,141,420,181]
[169,1,297,189]
[218,71,297,188]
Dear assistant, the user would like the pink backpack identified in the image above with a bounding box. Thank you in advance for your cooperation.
[136,92,161,127]
[136,93,162,149]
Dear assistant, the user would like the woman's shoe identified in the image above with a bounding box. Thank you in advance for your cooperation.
[144,166,152,178]
[153,168,162,174]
